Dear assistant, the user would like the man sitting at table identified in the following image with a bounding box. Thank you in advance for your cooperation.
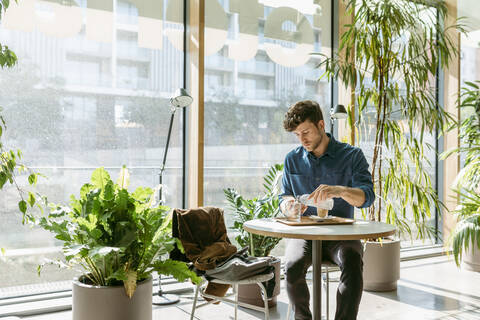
[279,100,374,320]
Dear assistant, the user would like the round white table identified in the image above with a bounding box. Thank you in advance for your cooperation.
[243,218,396,320]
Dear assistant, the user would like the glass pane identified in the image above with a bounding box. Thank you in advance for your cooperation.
[203,0,332,235]
[0,0,184,291]
[459,0,480,167]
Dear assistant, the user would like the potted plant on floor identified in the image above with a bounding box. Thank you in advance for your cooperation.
[223,163,283,307]
[443,81,480,271]
[32,167,200,320]
[318,0,465,290]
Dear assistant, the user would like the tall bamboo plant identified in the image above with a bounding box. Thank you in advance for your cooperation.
[443,81,480,265]
[318,0,466,239]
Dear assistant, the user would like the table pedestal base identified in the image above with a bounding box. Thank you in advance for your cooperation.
[313,240,323,320]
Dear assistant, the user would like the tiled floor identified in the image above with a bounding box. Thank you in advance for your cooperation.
[10,255,480,320]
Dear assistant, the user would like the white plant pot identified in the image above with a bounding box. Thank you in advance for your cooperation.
[362,239,400,292]
[462,245,480,272]
[73,276,152,320]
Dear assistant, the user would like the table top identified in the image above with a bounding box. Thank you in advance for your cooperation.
[243,218,396,240]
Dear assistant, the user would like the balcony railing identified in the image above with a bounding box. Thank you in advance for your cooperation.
[205,55,234,70]
[65,74,112,87]
[116,43,150,60]
[239,88,274,100]
[117,77,149,90]
[65,38,111,57]
[237,60,274,74]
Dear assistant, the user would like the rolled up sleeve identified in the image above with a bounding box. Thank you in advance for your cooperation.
[352,149,374,208]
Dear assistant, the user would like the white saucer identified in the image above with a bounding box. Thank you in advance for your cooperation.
[308,215,334,221]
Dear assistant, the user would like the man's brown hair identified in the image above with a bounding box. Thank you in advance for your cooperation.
[283,100,324,132]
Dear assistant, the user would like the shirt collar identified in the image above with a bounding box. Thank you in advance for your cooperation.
[304,133,337,160]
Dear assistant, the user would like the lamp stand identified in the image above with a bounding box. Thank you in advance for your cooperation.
[152,106,180,306]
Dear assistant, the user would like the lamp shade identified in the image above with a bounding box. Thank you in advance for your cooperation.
[170,88,193,108]
[331,104,348,119]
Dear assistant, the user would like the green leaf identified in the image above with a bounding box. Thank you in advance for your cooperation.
[64,245,88,258]
[89,246,122,259]
[174,238,185,254]
[107,269,128,281]
[90,228,103,240]
[153,259,202,285]
[132,187,153,202]
[0,172,7,188]
[91,167,110,191]
[27,173,37,185]
[116,189,129,211]
[103,180,115,201]
[28,192,35,207]
[18,200,27,214]
[114,222,137,247]
[79,183,94,199]
[37,259,72,276]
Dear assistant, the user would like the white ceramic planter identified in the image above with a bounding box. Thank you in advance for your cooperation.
[72,276,152,320]
[362,239,400,291]
[462,245,480,272]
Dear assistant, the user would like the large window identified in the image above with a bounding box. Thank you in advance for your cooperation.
[1,0,461,298]
[459,0,480,152]
[0,0,185,289]
[203,0,332,229]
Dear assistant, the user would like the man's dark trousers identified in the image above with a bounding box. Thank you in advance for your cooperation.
[285,239,363,320]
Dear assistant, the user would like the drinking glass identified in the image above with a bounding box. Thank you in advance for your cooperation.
[287,198,302,222]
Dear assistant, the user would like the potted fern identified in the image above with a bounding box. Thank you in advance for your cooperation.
[318,0,465,290]
[223,163,283,307]
[33,167,200,320]
[444,81,480,271]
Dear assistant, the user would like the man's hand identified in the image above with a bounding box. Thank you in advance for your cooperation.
[308,185,344,203]
[281,197,307,218]
[308,184,366,208]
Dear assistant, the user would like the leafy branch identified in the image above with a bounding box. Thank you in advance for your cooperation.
[0,0,42,223]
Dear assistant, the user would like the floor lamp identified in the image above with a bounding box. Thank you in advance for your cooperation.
[330,104,348,138]
[152,88,193,306]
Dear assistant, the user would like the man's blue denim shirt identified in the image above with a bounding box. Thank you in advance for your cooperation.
[280,134,374,218]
